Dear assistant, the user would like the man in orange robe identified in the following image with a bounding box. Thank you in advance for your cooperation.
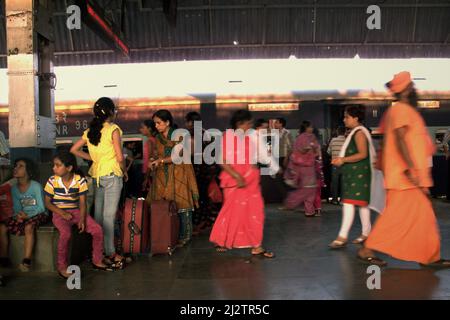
[357,71,450,267]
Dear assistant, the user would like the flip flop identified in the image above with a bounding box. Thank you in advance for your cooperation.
[352,236,368,245]
[420,259,450,269]
[252,250,275,258]
[58,271,71,279]
[328,240,347,249]
[357,255,387,266]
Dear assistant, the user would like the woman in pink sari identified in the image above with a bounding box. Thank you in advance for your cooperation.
[283,121,320,217]
[210,110,277,258]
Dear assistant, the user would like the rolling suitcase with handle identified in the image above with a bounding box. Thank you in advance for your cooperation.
[150,200,179,256]
[121,198,150,254]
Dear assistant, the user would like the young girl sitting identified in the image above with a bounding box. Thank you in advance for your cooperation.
[44,151,112,278]
[0,158,48,272]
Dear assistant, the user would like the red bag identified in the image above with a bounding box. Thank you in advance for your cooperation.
[0,184,13,223]
[208,178,223,203]
[151,200,179,256]
[121,198,150,254]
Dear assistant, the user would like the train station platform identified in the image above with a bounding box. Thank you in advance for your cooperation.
[1,200,450,300]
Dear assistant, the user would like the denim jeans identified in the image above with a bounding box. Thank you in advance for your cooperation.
[178,209,193,243]
[94,175,123,256]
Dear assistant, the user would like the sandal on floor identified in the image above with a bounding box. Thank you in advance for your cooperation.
[252,250,275,258]
[328,239,347,249]
[92,264,114,272]
[357,255,387,266]
[420,259,450,268]
[107,254,125,270]
[352,235,368,245]
[58,271,71,279]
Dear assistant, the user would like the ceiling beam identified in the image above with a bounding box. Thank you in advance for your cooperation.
[312,0,317,44]
[411,0,419,42]
[50,2,450,16]
[208,0,213,45]
[5,41,441,57]
[1,42,448,59]
[261,3,267,46]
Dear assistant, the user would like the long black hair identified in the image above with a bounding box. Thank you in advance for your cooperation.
[230,109,252,130]
[87,97,116,146]
[185,111,202,123]
[254,118,268,129]
[14,158,37,181]
[300,120,312,133]
[395,86,418,108]
[142,119,157,136]
[54,151,85,177]
[152,109,174,127]
[345,105,365,124]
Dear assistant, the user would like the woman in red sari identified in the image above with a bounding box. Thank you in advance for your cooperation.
[209,110,278,257]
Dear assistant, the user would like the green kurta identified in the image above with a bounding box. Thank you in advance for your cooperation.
[342,132,371,206]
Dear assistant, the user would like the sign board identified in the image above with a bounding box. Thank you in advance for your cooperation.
[391,100,440,109]
[248,103,299,112]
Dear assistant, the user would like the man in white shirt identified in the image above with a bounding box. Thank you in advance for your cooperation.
[327,127,346,204]
[274,118,294,171]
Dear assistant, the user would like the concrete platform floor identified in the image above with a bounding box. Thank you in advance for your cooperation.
[1,200,450,300]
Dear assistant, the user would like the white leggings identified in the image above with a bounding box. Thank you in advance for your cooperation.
[338,203,371,239]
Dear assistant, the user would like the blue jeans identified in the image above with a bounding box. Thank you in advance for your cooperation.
[94,175,123,256]
[178,209,193,243]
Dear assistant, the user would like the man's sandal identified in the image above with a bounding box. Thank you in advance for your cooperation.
[420,259,450,269]
[352,235,368,245]
[357,255,387,266]
[328,239,348,249]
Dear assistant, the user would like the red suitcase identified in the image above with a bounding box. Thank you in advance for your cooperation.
[121,198,150,254]
[150,200,179,256]
[0,184,13,223]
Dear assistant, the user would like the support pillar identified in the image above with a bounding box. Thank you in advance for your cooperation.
[6,0,56,168]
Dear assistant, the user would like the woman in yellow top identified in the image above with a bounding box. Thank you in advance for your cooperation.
[71,97,128,268]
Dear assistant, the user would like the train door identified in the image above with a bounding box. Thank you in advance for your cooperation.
[326,103,347,139]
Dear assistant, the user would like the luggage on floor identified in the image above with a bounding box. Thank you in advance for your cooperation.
[0,183,13,223]
[121,198,150,254]
[150,200,179,256]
